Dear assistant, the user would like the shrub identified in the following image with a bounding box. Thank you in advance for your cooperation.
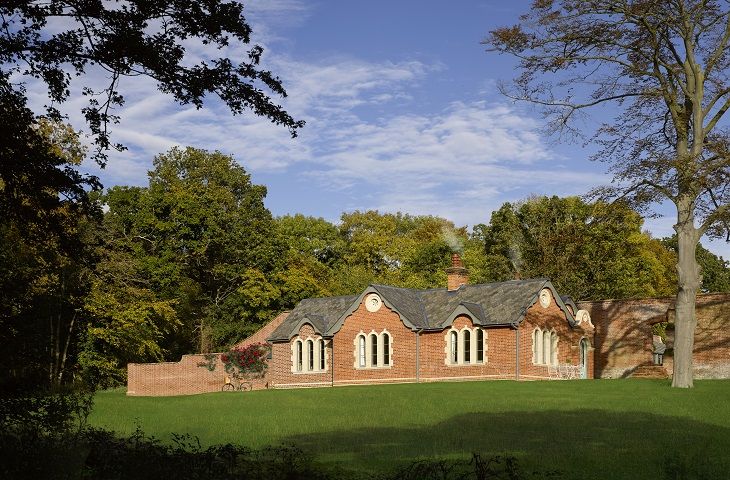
[0,389,93,480]
[198,343,270,380]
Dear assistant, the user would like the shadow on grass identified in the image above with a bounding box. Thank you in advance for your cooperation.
[284,409,730,480]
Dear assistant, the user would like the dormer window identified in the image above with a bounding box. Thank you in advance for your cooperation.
[291,335,328,374]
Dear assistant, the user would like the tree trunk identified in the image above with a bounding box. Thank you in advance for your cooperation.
[672,202,700,388]
[58,312,76,384]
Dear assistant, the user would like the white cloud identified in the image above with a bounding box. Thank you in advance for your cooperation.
[14,2,609,234]
[300,101,607,226]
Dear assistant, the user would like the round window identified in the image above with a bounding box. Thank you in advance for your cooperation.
[365,293,382,312]
[539,288,552,308]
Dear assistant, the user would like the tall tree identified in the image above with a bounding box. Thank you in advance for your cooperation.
[0,114,100,389]
[475,196,677,300]
[485,0,730,387]
[338,211,465,291]
[101,147,283,353]
[0,0,304,164]
[275,214,345,304]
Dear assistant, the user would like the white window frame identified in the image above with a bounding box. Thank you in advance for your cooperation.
[319,339,326,371]
[291,335,328,374]
[446,326,486,366]
[354,329,393,369]
[295,340,303,372]
[532,328,558,366]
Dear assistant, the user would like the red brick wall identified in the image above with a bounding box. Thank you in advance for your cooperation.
[127,311,290,396]
[580,293,730,379]
[270,323,332,388]
[519,297,595,380]
[418,316,514,382]
[331,300,418,385]
[127,354,226,396]
[688,294,730,378]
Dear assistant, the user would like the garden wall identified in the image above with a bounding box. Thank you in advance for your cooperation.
[580,292,730,379]
[126,311,289,396]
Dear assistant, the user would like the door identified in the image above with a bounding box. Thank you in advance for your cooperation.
[579,338,589,379]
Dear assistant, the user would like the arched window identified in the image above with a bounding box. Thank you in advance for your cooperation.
[476,328,484,363]
[307,339,314,371]
[543,330,551,365]
[463,329,471,364]
[533,329,542,364]
[450,331,458,364]
[358,335,366,368]
[319,339,326,371]
[371,333,378,366]
[295,340,303,372]
[355,330,392,368]
[550,331,558,365]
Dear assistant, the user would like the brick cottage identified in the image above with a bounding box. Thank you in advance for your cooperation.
[128,254,598,395]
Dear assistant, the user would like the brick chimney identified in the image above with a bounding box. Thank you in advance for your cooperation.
[446,253,469,291]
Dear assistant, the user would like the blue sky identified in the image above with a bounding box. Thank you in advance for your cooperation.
[32,0,729,258]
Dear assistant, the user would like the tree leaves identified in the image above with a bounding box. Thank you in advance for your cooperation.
[1,0,304,164]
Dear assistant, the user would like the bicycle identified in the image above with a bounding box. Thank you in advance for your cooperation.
[221,375,253,391]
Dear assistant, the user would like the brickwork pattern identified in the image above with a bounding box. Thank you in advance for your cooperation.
[127,354,227,396]
[332,301,417,385]
[127,311,289,396]
[580,293,730,379]
[418,316,513,381]
[270,323,332,388]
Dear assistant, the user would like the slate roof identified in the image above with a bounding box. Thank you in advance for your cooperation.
[268,294,358,342]
[267,278,575,342]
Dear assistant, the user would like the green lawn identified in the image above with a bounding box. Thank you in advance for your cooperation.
[90,380,730,479]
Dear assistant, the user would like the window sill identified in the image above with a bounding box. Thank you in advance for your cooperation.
[292,369,328,375]
[354,365,393,370]
[446,361,487,367]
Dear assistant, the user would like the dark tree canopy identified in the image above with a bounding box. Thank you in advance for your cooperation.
[0,82,99,235]
[0,0,304,164]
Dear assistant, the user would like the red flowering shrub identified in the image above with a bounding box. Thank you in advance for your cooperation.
[198,343,269,379]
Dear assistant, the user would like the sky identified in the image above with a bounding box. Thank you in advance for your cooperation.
[24,0,730,258]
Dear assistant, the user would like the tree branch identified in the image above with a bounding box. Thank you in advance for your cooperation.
[703,95,730,136]
[699,188,730,237]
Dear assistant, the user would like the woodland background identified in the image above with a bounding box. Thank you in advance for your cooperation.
[3,135,729,390]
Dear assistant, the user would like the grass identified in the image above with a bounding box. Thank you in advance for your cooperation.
[89,380,730,479]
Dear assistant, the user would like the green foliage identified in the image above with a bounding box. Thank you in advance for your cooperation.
[98,147,284,357]
[0,389,94,479]
[336,211,463,291]
[662,235,730,293]
[199,343,270,380]
[652,322,669,342]
[0,107,100,389]
[475,196,677,300]
[1,1,303,165]
[389,453,556,480]
[80,279,179,388]
[83,430,337,480]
